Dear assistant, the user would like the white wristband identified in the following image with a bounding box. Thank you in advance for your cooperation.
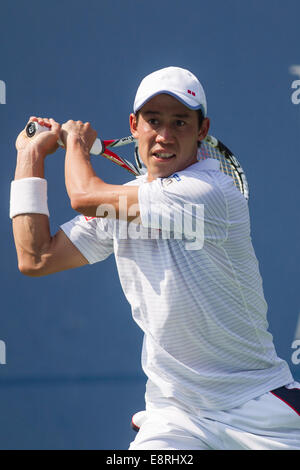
[9,177,50,219]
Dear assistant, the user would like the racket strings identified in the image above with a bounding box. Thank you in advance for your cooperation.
[198,142,245,196]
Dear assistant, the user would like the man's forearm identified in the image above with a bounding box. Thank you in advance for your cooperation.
[64,136,140,219]
[64,137,102,210]
[12,214,52,274]
[12,148,52,274]
[14,147,45,180]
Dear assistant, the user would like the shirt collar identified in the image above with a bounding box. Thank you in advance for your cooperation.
[138,156,220,183]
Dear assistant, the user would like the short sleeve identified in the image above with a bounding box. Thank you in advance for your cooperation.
[60,215,114,264]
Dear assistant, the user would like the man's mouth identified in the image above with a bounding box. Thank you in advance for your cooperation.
[152,152,175,160]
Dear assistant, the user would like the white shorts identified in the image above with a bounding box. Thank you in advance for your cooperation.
[129,382,300,450]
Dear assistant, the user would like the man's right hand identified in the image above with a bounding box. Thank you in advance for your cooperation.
[16,117,61,158]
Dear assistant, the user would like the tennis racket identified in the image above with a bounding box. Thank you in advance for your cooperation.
[25,121,249,200]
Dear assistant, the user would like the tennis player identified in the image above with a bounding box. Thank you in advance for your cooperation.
[11,67,300,450]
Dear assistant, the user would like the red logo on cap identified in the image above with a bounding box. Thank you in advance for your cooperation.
[187,90,196,96]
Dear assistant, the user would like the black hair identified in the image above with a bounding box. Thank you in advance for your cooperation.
[196,109,205,129]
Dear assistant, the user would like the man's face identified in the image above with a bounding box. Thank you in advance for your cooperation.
[130,94,209,181]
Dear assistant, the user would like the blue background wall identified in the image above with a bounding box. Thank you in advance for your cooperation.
[0,0,299,449]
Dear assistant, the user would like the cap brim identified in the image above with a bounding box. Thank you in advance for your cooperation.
[134,90,206,116]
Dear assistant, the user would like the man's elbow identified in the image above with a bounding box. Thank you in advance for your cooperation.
[70,196,85,213]
[70,195,96,217]
[18,261,47,277]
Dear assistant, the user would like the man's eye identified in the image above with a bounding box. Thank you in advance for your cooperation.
[176,120,185,127]
[148,118,159,126]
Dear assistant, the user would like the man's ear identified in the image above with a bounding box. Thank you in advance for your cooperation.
[198,117,210,143]
[129,113,139,138]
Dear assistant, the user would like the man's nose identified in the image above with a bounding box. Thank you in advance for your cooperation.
[155,126,175,144]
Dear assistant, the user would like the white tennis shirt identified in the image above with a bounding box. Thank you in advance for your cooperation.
[61,158,293,410]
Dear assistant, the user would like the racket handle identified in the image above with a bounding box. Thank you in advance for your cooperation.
[25,121,104,155]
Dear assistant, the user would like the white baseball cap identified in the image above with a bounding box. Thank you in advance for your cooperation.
[133,66,207,116]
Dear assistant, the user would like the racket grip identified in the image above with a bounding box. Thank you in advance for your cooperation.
[25,121,104,155]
